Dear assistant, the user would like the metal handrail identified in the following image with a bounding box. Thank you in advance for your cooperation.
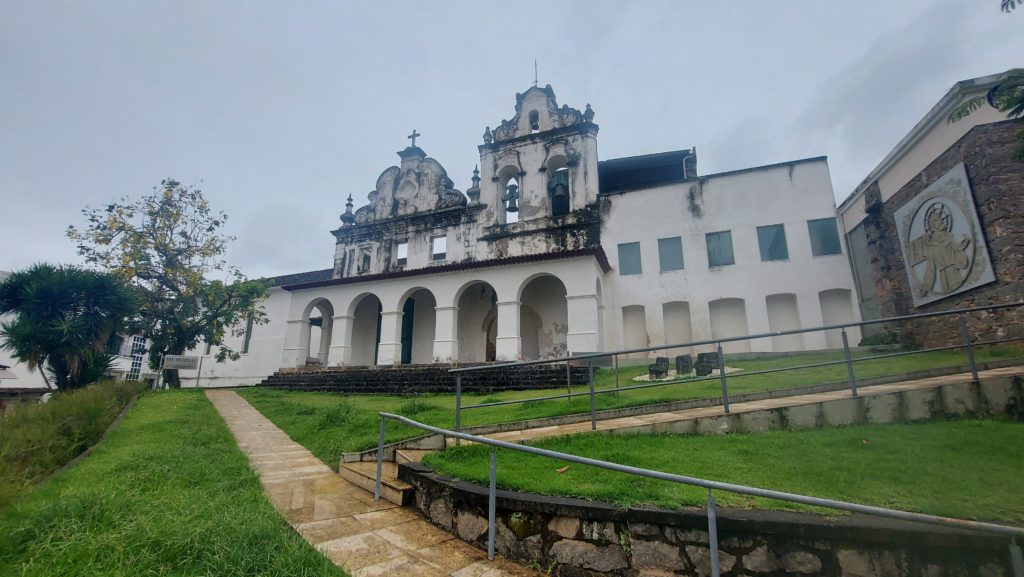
[446,302,1024,438]
[375,412,1024,575]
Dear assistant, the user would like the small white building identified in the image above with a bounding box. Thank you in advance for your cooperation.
[185,85,860,387]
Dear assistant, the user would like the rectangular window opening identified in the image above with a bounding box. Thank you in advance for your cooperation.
[396,242,408,267]
[658,237,684,272]
[808,217,842,256]
[706,231,735,267]
[617,242,642,275]
[757,224,789,261]
[431,236,447,261]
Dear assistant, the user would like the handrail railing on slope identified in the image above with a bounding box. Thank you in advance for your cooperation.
[447,302,1024,440]
[374,412,1024,577]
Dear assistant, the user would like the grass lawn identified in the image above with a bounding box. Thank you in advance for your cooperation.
[0,390,346,577]
[423,418,1024,522]
[238,346,1021,466]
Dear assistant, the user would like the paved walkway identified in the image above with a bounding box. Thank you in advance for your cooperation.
[206,390,538,577]
[477,365,1024,444]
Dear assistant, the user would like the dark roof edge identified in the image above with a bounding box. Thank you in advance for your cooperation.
[266,268,334,287]
[598,149,694,166]
[282,247,610,291]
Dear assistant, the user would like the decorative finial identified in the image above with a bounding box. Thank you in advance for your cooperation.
[584,103,595,123]
[472,165,480,184]
[467,165,481,205]
[341,194,355,225]
[407,129,421,148]
[533,60,538,88]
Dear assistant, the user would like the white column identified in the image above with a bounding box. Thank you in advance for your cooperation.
[433,306,459,363]
[328,315,353,366]
[495,300,521,361]
[281,319,308,368]
[566,294,600,354]
[376,310,403,366]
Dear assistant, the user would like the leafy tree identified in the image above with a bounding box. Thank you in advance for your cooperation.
[67,179,268,388]
[0,264,136,390]
[947,72,1024,160]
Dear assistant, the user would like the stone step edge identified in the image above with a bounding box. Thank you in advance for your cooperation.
[339,463,414,506]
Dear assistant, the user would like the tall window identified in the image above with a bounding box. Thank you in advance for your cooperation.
[396,242,408,267]
[127,335,146,381]
[756,224,789,261]
[617,242,642,275]
[658,237,684,272]
[431,236,447,261]
[808,217,842,256]
[706,231,735,267]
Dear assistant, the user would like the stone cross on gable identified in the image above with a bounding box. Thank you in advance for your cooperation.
[408,129,421,148]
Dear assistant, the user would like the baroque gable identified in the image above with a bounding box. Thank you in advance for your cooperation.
[351,148,467,225]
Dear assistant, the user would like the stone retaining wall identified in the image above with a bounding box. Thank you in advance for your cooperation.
[401,461,1016,577]
[397,375,1023,576]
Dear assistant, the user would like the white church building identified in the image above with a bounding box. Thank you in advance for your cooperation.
[185,85,860,387]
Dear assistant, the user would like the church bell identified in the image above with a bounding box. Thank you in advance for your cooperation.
[505,196,519,213]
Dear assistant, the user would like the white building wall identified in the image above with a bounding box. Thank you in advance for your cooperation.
[600,158,860,357]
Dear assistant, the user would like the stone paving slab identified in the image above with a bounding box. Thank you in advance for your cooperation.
[471,366,1024,445]
[206,390,539,577]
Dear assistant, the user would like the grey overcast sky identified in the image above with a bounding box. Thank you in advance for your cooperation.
[0,1,1018,279]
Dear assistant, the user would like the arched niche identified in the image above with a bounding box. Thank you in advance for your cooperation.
[546,154,571,217]
[497,165,521,224]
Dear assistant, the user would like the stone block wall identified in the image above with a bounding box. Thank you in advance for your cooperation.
[856,118,1024,348]
[401,461,1015,577]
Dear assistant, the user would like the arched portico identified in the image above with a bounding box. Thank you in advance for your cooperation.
[518,274,568,360]
[397,287,437,364]
[455,281,499,362]
[301,298,333,365]
[348,293,383,366]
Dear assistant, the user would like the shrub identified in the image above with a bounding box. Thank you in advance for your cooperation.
[0,379,147,507]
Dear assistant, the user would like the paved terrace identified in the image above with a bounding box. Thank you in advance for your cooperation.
[206,390,539,577]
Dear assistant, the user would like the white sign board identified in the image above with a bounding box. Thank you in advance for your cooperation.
[163,355,200,371]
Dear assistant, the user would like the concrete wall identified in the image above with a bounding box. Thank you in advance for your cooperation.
[600,158,860,356]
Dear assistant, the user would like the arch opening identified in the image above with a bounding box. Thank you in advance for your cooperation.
[519,275,568,360]
[350,294,383,366]
[457,282,498,363]
[399,288,437,365]
[302,298,334,366]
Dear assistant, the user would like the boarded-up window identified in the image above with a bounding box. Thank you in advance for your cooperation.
[808,218,842,256]
[658,237,684,272]
[757,224,789,261]
[617,242,642,275]
[705,231,734,267]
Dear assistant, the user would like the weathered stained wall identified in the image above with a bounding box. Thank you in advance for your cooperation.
[849,118,1024,347]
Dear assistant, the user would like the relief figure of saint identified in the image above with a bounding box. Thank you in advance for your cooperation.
[907,202,971,297]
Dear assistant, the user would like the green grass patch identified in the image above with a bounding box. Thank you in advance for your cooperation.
[0,390,346,577]
[239,347,1022,467]
[0,379,148,508]
[424,418,1024,522]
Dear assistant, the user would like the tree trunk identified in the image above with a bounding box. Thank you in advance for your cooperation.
[164,368,181,389]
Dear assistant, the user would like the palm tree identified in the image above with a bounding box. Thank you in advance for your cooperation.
[0,264,136,390]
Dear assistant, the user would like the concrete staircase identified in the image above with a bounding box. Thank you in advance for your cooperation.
[256,363,592,394]
[338,461,414,506]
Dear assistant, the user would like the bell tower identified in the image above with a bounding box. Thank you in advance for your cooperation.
[478,85,599,226]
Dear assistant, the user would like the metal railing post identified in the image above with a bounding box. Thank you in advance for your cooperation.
[488,448,497,561]
[374,416,385,501]
[717,344,730,414]
[455,375,462,447]
[614,354,620,398]
[566,361,572,400]
[707,490,721,577]
[841,328,858,397]
[588,360,597,430]
[959,314,979,382]
[1010,538,1023,577]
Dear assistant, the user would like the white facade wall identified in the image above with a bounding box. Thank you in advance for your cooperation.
[600,159,860,357]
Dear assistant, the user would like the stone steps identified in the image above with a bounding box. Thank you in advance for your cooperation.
[395,449,436,464]
[256,363,592,394]
[338,461,413,506]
